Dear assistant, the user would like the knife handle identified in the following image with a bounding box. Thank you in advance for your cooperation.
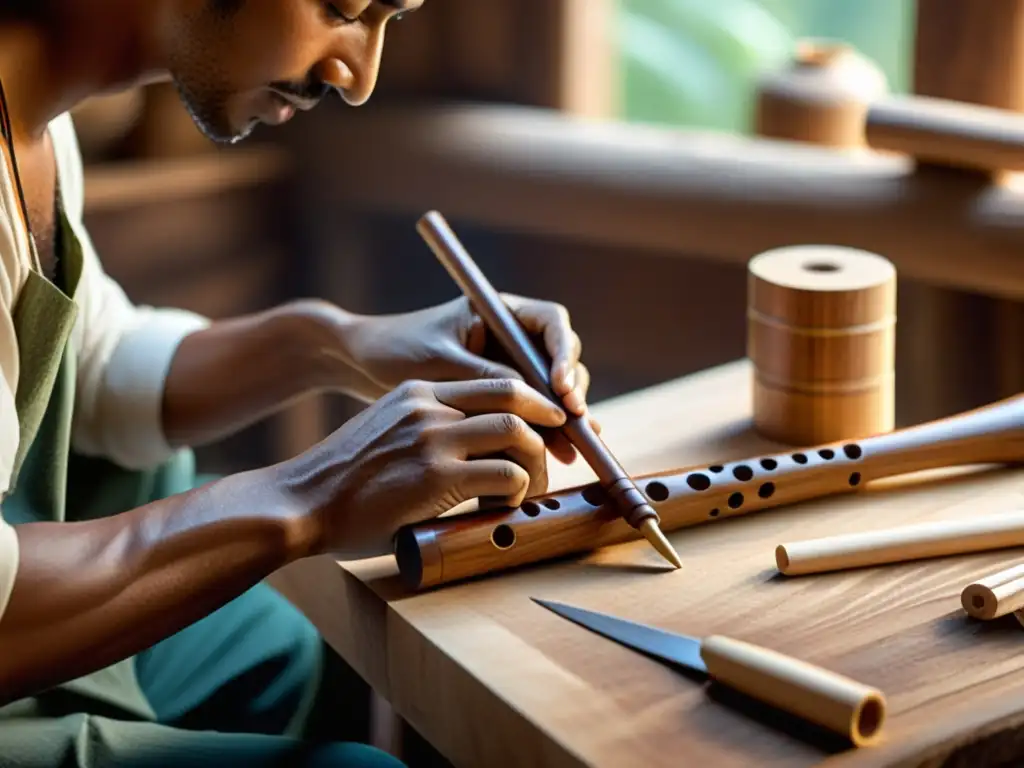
[700,635,886,747]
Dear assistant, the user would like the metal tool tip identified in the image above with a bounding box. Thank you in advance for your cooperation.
[639,519,683,569]
[532,597,567,614]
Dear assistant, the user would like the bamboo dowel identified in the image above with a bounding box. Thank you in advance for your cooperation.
[775,511,1024,576]
[961,563,1024,619]
[866,95,1024,173]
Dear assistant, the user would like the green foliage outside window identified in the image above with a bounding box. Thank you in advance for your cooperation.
[618,0,916,132]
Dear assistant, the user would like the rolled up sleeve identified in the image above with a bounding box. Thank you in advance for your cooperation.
[0,515,18,625]
[51,114,210,469]
[0,145,26,499]
[0,370,15,497]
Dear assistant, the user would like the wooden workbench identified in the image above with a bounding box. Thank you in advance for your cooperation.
[272,359,1024,767]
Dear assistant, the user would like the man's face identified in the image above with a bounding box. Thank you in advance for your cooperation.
[166,0,420,144]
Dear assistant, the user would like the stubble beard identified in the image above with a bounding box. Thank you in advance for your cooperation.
[171,77,251,145]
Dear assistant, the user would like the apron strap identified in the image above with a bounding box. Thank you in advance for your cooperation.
[0,76,43,275]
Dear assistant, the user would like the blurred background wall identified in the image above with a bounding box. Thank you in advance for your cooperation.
[77,0,958,481]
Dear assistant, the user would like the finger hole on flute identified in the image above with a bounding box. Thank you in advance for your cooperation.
[490,524,516,550]
[581,484,607,507]
[646,481,670,501]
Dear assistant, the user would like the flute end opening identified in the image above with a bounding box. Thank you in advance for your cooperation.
[775,544,791,573]
[852,692,886,747]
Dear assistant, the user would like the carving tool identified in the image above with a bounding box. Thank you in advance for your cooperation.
[416,210,681,569]
[534,598,886,747]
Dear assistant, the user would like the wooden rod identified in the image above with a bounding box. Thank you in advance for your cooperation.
[775,511,1024,577]
[394,392,1024,590]
[866,95,1024,173]
[961,563,1024,619]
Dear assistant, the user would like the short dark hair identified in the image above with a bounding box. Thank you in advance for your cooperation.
[1,1,48,21]
[209,0,245,15]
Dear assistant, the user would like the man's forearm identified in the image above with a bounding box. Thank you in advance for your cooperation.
[161,300,362,448]
[0,468,318,704]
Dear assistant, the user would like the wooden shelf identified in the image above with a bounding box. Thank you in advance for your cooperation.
[287,101,1024,301]
[83,146,291,213]
[81,143,307,476]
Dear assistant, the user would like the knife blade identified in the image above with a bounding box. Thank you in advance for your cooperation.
[533,597,708,673]
[533,598,886,747]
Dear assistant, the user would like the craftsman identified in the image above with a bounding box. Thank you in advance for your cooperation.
[0,1,596,766]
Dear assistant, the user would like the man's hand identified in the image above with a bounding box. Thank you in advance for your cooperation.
[326,295,598,465]
[161,295,597,466]
[278,377,567,559]
[0,373,567,700]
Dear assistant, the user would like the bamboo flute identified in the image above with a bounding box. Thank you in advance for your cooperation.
[394,392,1024,590]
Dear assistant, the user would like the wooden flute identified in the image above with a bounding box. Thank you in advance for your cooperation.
[394,391,1024,590]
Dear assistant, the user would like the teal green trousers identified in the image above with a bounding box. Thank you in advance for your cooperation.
[0,581,404,767]
[0,466,404,768]
[0,189,399,765]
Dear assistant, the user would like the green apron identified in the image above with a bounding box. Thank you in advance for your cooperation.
[0,207,192,721]
[0,210,404,768]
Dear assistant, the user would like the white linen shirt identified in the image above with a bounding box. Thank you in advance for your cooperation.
[0,111,210,624]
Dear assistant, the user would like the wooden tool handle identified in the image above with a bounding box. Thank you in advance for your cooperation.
[417,211,557,399]
[776,511,1024,576]
[700,635,886,747]
[961,563,1024,620]
[395,392,1024,590]
[866,94,1024,172]
[415,210,658,531]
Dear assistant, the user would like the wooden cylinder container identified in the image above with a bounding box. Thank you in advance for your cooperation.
[754,39,889,149]
[747,245,897,445]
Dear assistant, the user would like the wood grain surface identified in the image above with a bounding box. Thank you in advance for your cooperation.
[272,359,1024,767]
